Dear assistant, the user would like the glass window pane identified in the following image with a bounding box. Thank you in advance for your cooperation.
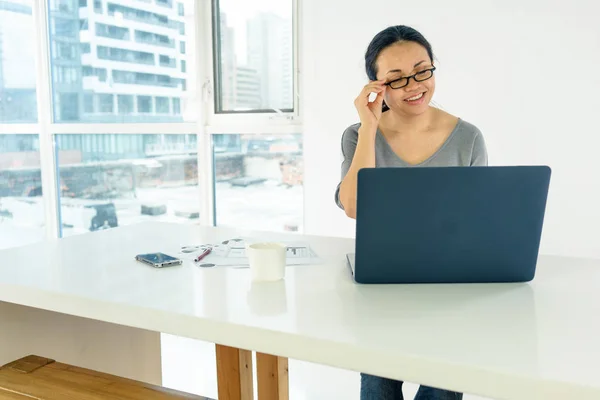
[0,1,38,123]
[213,133,303,232]
[0,134,45,250]
[97,93,113,112]
[138,95,152,113]
[159,54,175,68]
[117,94,133,114]
[214,0,293,113]
[47,0,196,123]
[83,92,94,112]
[56,134,201,237]
[156,96,169,113]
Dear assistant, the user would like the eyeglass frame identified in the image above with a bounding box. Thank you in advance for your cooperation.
[384,66,437,90]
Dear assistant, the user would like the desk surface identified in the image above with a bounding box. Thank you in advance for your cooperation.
[1,222,599,400]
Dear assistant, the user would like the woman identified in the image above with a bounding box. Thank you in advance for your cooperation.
[335,25,487,220]
[335,25,488,400]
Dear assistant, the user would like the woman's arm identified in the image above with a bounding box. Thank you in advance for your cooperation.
[335,81,386,219]
[337,125,377,219]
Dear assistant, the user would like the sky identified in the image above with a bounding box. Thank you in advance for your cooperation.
[0,0,35,88]
[218,0,292,64]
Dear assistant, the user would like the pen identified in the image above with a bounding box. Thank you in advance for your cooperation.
[194,248,212,262]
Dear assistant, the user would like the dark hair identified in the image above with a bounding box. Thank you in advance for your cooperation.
[365,25,434,81]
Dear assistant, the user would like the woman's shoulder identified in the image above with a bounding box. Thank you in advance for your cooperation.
[457,118,482,137]
[435,109,483,141]
[438,112,487,162]
[455,118,484,139]
[341,122,361,144]
[343,122,361,136]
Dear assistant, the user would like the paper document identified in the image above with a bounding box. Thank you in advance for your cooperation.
[179,238,320,267]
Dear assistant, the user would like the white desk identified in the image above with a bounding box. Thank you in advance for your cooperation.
[1,222,600,400]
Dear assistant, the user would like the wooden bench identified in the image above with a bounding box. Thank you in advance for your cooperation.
[0,355,210,400]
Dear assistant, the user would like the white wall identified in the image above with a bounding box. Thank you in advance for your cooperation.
[301,0,600,259]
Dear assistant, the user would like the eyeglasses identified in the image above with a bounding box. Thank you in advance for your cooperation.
[385,67,436,90]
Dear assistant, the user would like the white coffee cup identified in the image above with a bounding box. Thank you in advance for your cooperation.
[246,242,287,282]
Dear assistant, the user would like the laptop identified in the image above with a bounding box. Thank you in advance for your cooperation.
[348,166,551,284]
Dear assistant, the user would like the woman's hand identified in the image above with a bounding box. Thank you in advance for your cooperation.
[354,80,386,132]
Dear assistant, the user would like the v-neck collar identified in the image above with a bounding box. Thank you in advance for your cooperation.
[376,118,463,167]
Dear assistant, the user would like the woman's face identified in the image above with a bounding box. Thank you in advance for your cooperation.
[376,41,435,116]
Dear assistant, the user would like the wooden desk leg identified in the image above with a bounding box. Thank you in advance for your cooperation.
[256,353,289,400]
[215,345,253,400]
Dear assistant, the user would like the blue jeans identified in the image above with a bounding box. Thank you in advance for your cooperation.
[361,373,463,400]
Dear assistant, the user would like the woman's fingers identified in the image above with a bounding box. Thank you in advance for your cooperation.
[373,86,386,104]
[367,88,386,115]
[355,81,386,106]
[362,81,386,96]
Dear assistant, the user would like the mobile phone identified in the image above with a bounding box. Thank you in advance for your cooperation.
[135,252,183,268]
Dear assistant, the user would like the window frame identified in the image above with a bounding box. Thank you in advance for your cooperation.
[205,0,301,131]
[0,0,303,244]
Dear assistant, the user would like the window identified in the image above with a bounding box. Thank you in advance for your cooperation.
[138,96,152,113]
[52,0,75,12]
[107,3,171,28]
[83,66,107,82]
[156,97,169,113]
[3,0,300,247]
[98,94,114,113]
[112,70,179,88]
[55,134,200,237]
[54,67,79,84]
[159,55,175,68]
[135,30,174,48]
[0,5,38,123]
[172,98,181,114]
[118,95,134,114]
[55,43,77,60]
[95,23,130,41]
[97,46,154,65]
[52,18,78,37]
[213,0,294,113]
[84,93,94,113]
[0,134,45,250]
[48,0,196,123]
[57,93,80,120]
[213,134,303,232]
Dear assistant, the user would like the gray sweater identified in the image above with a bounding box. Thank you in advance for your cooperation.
[335,118,488,209]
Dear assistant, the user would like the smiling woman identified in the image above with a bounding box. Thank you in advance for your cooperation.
[335,25,488,224]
